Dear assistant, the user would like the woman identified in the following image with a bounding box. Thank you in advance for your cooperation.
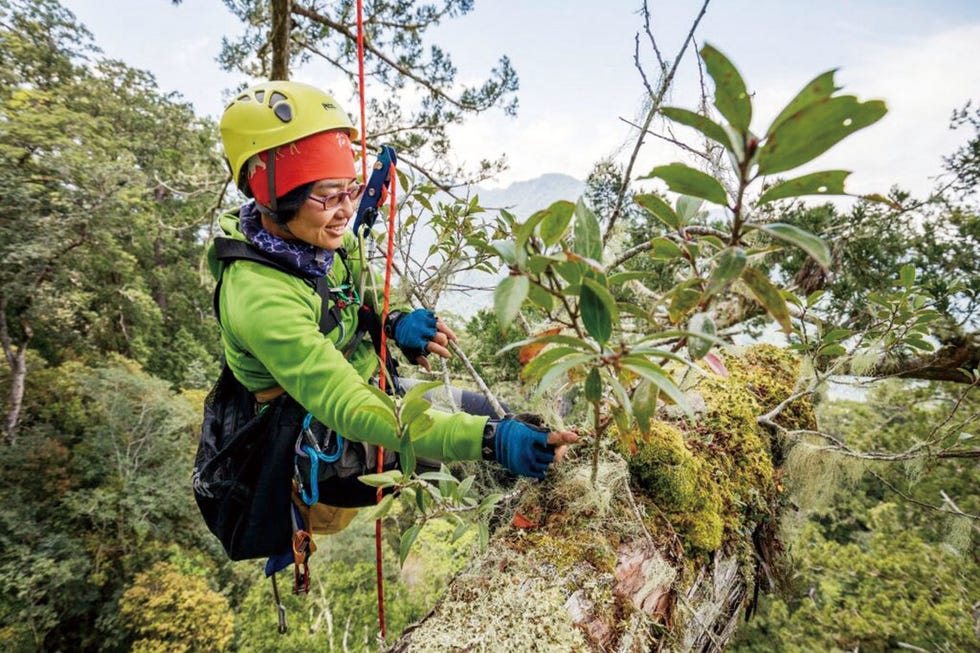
[211,80,577,519]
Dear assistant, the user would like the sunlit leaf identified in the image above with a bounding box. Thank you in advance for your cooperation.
[498,332,598,356]
[408,412,434,442]
[757,95,887,175]
[634,193,682,229]
[360,494,394,522]
[756,223,831,269]
[356,404,398,430]
[660,106,731,149]
[667,279,703,324]
[534,353,594,400]
[701,44,752,132]
[573,198,603,261]
[399,524,422,566]
[538,200,576,246]
[521,345,580,381]
[757,170,851,205]
[676,195,705,221]
[620,355,692,417]
[741,267,793,333]
[633,380,659,436]
[402,380,442,406]
[900,264,916,289]
[494,274,529,331]
[642,163,728,206]
[358,471,402,488]
[492,240,517,265]
[767,70,839,136]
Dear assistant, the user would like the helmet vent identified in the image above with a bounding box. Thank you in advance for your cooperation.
[255,90,265,103]
[273,102,293,122]
[269,91,287,106]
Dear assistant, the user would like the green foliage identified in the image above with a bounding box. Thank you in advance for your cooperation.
[119,562,234,653]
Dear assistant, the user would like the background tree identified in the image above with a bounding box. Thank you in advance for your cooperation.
[213,0,518,185]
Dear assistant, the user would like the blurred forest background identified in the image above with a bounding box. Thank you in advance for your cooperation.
[1,1,977,651]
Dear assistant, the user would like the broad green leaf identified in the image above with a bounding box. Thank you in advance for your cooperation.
[573,198,603,261]
[660,106,731,148]
[584,368,602,403]
[527,282,555,311]
[400,397,430,431]
[687,312,716,360]
[767,70,839,137]
[399,524,422,566]
[620,355,692,417]
[515,209,547,251]
[361,383,396,411]
[757,170,851,205]
[650,236,685,260]
[607,374,632,415]
[356,404,398,430]
[704,247,747,298]
[400,436,417,476]
[534,353,594,400]
[899,264,916,289]
[455,475,475,501]
[676,195,704,221]
[741,267,793,333]
[756,223,831,269]
[555,260,583,285]
[360,494,395,522]
[494,274,529,331]
[667,279,703,324]
[358,471,402,488]
[642,163,729,206]
[580,278,617,345]
[402,380,442,406]
[701,44,752,132]
[492,240,517,265]
[418,470,457,483]
[618,301,653,323]
[634,193,682,229]
[633,380,659,436]
[757,95,887,175]
[408,412,434,441]
[538,200,576,246]
[521,345,580,381]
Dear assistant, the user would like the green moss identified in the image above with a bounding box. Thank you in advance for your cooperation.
[624,345,814,557]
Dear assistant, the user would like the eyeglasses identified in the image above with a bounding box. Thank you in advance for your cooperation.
[306,183,365,211]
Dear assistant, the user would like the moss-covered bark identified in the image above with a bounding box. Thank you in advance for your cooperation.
[391,346,814,651]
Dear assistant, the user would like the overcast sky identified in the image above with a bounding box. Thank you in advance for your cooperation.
[61,0,980,196]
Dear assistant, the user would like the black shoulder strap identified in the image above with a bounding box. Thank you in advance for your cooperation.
[212,237,341,335]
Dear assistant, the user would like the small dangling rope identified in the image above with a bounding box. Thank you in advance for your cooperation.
[356,0,388,640]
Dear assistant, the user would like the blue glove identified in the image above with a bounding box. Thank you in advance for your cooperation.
[391,308,437,360]
[486,417,555,479]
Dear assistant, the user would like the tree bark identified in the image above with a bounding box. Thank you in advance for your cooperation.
[270,0,291,80]
[0,304,30,446]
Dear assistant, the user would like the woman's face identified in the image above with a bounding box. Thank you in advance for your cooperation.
[285,178,360,251]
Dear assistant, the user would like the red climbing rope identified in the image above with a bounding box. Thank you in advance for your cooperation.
[356,0,389,640]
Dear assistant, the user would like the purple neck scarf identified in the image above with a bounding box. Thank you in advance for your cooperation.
[238,202,334,278]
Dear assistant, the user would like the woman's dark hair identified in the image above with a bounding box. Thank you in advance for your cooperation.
[270,181,315,226]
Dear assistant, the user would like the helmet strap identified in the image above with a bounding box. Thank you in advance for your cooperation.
[266,146,279,215]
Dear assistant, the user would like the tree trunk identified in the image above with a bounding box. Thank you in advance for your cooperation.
[270,0,291,80]
[390,345,811,652]
[1,306,31,446]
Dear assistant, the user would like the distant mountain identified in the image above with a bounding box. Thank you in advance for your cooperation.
[472,173,585,218]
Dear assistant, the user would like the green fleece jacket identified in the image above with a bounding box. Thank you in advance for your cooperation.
[207,212,485,462]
